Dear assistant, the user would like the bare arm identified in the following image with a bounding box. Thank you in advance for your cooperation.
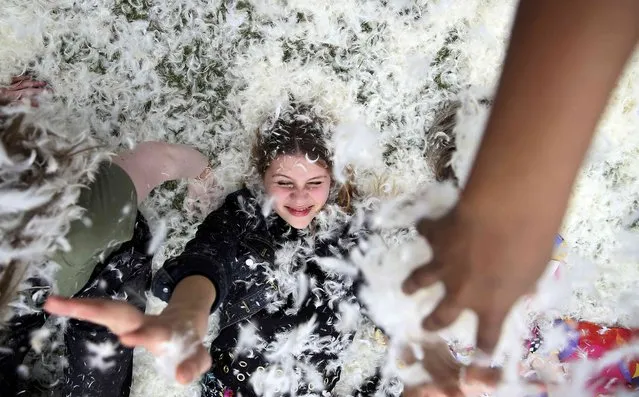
[166,275,217,337]
[44,275,217,384]
[405,0,639,358]
[464,0,639,256]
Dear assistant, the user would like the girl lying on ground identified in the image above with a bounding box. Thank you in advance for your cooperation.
[43,102,509,397]
[45,104,392,396]
[0,75,215,396]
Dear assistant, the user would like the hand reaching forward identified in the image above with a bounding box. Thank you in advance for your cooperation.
[403,205,553,354]
[44,295,212,384]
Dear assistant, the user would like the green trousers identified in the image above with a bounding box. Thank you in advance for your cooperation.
[51,162,138,296]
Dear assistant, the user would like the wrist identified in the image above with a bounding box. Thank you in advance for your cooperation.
[459,183,562,241]
[167,275,217,336]
[455,201,558,279]
[164,304,208,331]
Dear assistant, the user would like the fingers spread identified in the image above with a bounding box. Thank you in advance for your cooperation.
[18,87,46,97]
[7,80,47,91]
[422,296,462,331]
[44,296,144,335]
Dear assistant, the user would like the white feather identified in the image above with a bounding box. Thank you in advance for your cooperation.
[0,188,53,214]
[86,340,118,372]
[4,0,639,394]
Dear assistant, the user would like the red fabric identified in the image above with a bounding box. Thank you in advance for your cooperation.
[557,320,639,394]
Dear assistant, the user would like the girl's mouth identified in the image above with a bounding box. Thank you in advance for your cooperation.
[285,206,313,217]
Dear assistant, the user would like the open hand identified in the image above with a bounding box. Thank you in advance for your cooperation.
[402,205,552,354]
[44,295,211,384]
[402,341,501,397]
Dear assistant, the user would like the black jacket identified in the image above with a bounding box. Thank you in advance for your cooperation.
[151,189,396,396]
[152,188,279,330]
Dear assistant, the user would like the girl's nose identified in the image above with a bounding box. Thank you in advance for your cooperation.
[290,188,310,201]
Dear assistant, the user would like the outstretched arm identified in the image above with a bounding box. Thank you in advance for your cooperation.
[45,275,216,384]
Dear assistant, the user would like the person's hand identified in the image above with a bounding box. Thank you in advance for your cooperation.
[44,295,211,384]
[0,75,49,106]
[402,204,552,354]
[400,340,554,397]
[402,341,501,397]
[403,369,498,397]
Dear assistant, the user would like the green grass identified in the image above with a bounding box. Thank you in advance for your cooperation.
[113,0,152,22]
[431,31,459,91]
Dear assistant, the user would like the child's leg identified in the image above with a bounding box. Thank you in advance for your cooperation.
[52,161,139,297]
[112,141,209,203]
[52,142,210,297]
[51,144,208,393]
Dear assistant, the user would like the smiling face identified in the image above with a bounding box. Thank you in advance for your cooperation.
[264,154,331,229]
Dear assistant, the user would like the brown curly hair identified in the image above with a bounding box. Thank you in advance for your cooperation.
[425,101,460,184]
[426,99,494,184]
[251,105,355,213]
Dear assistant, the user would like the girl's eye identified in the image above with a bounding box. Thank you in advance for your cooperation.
[307,181,323,187]
[276,181,293,188]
